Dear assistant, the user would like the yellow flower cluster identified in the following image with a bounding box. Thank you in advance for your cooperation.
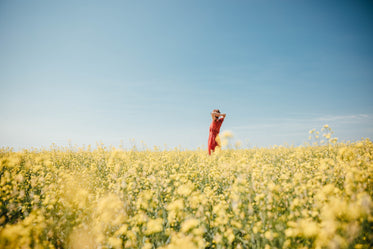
[0,134,372,248]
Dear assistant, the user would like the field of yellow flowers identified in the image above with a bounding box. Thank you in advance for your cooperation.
[1,128,372,249]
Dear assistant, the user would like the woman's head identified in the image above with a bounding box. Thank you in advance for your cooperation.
[213,109,220,120]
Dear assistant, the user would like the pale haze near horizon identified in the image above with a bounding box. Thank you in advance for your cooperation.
[1,0,372,150]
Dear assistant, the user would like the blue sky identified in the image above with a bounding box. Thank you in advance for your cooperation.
[1,0,372,150]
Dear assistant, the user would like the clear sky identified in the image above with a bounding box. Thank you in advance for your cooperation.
[1,0,372,150]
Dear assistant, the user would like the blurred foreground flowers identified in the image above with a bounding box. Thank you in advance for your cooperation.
[0,130,372,248]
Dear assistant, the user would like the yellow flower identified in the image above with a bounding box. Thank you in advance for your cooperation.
[145,218,163,235]
[142,242,153,249]
[167,199,184,211]
[181,218,200,233]
[300,219,319,238]
[177,182,194,197]
[108,237,122,249]
[221,130,233,139]
[264,231,273,240]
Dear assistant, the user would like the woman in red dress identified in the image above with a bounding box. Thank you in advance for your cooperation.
[208,109,226,155]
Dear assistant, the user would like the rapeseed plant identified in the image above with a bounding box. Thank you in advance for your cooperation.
[0,127,372,248]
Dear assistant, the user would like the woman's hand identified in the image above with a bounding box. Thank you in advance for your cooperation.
[211,112,226,120]
[212,113,226,116]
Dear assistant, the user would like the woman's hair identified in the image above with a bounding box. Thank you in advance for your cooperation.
[213,109,220,113]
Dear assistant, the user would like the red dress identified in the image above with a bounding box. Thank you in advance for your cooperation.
[208,117,224,155]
